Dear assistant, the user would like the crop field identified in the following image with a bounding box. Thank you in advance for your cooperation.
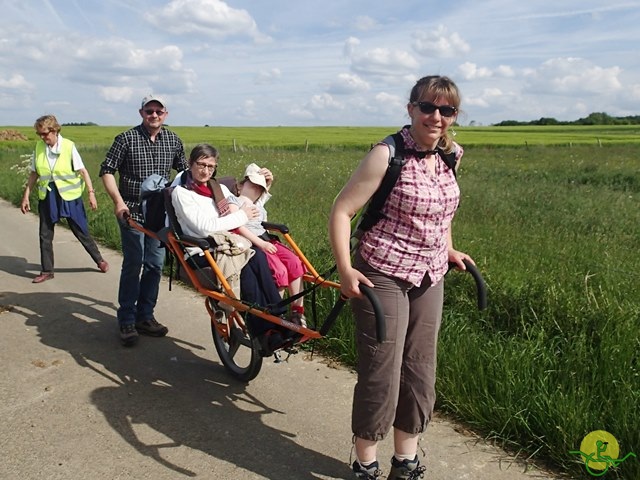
[1,125,639,478]
[2,123,640,151]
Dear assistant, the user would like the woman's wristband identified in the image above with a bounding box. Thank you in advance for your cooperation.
[88,189,95,194]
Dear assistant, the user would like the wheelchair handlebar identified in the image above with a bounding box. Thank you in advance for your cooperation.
[360,284,386,342]
[320,283,386,343]
[448,259,488,310]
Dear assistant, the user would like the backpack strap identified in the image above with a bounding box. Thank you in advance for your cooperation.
[440,149,457,178]
[356,132,406,233]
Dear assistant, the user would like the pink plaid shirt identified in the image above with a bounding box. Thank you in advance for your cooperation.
[359,130,462,287]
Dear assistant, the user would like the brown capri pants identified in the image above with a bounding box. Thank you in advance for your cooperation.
[351,252,444,441]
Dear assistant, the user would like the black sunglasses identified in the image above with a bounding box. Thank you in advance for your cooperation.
[143,109,166,116]
[412,101,457,117]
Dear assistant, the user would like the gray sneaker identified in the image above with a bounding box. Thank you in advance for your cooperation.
[352,460,383,479]
[120,323,139,347]
[135,317,168,337]
[387,456,425,480]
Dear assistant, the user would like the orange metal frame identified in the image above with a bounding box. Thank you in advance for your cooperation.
[128,218,339,344]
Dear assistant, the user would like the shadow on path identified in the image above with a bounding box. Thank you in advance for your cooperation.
[1,290,350,479]
[0,255,102,280]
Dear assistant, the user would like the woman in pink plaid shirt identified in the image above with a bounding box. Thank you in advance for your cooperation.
[329,75,476,480]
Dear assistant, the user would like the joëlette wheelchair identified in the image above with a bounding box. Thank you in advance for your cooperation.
[127,176,486,382]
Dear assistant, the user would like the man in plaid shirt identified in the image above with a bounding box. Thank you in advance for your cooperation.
[100,95,188,346]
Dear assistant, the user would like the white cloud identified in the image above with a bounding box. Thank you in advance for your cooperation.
[465,98,489,109]
[354,15,378,31]
[308,93,343,111]
[327,73,370,94]
[145,0,271,43]
[495,65,516,77]
[75,43,186,73]
[457,62,493,80]
[343,36,419,78]
[343,37,360,58]
[412,25,470,58]
[0,2,639,126]
[68,39,197,96]
[526,57,622,95]
[375,92,405,114]
[288,106,315,120]
[477,88,507,109]
[456,63,515,82]
[236,99,257,119]
[0,74,32,89]
[255,68,282,85]
[464,87,506,108]
[100,86,135,104]
[349,47,420,77]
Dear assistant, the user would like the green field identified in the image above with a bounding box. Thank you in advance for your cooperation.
[1,126,639,479]
[2,124,640,151]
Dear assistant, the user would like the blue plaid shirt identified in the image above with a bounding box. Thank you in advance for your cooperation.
[100,124,187,221]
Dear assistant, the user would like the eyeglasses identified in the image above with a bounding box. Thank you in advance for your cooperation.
[143,109,166,116]
[36,130,53,138]
[412,101,457,117]
[194,161,217,172]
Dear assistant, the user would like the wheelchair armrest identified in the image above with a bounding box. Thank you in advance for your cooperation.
[175,234,211,250]
[262,221,289,234]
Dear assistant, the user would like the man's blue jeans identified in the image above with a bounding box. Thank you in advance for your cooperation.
[117,221,165,326]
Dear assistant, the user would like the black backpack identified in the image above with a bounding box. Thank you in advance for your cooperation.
[140,175,169,232]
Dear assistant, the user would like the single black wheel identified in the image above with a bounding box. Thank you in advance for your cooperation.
[208,300,263,382]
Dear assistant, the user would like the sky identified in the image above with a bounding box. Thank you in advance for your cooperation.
[1,0,640,127]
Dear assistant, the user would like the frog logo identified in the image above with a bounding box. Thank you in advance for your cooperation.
[569,430,636,476]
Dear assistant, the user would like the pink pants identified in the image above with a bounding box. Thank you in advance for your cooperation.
[265,241,304,288]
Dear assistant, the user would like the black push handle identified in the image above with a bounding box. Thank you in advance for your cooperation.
[448,259,487,310]
[320,283,386,343]
[361,284,386,342]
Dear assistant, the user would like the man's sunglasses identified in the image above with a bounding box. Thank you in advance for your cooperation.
[412,101,457,117]
[143,109,166,116]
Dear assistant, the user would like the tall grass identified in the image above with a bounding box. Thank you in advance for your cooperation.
[0,136,638,478]
[440,145,639,478]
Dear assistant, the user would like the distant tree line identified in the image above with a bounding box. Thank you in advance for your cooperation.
[62,122,98,126]
[494,112,640,126]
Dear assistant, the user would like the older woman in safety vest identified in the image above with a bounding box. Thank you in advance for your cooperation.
[20,115,109,283]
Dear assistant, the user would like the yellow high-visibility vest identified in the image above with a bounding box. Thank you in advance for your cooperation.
[35,138,84,201]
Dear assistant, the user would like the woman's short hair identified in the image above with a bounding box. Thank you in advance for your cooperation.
[409,75,460,108]
[188,143,219,165]
[34,115,61,134]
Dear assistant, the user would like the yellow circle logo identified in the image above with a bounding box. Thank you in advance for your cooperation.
[579,430,620,472]
[570,430,636,476]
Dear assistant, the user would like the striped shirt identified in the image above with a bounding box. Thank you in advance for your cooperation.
[100,124,187,222]
[359,128,462,287]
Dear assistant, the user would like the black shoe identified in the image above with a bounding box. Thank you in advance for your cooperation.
[387,456,426,479]
[135,317,168,337]
[120,324,139,347]
[352,460,383,479]
[258,329,287,356]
